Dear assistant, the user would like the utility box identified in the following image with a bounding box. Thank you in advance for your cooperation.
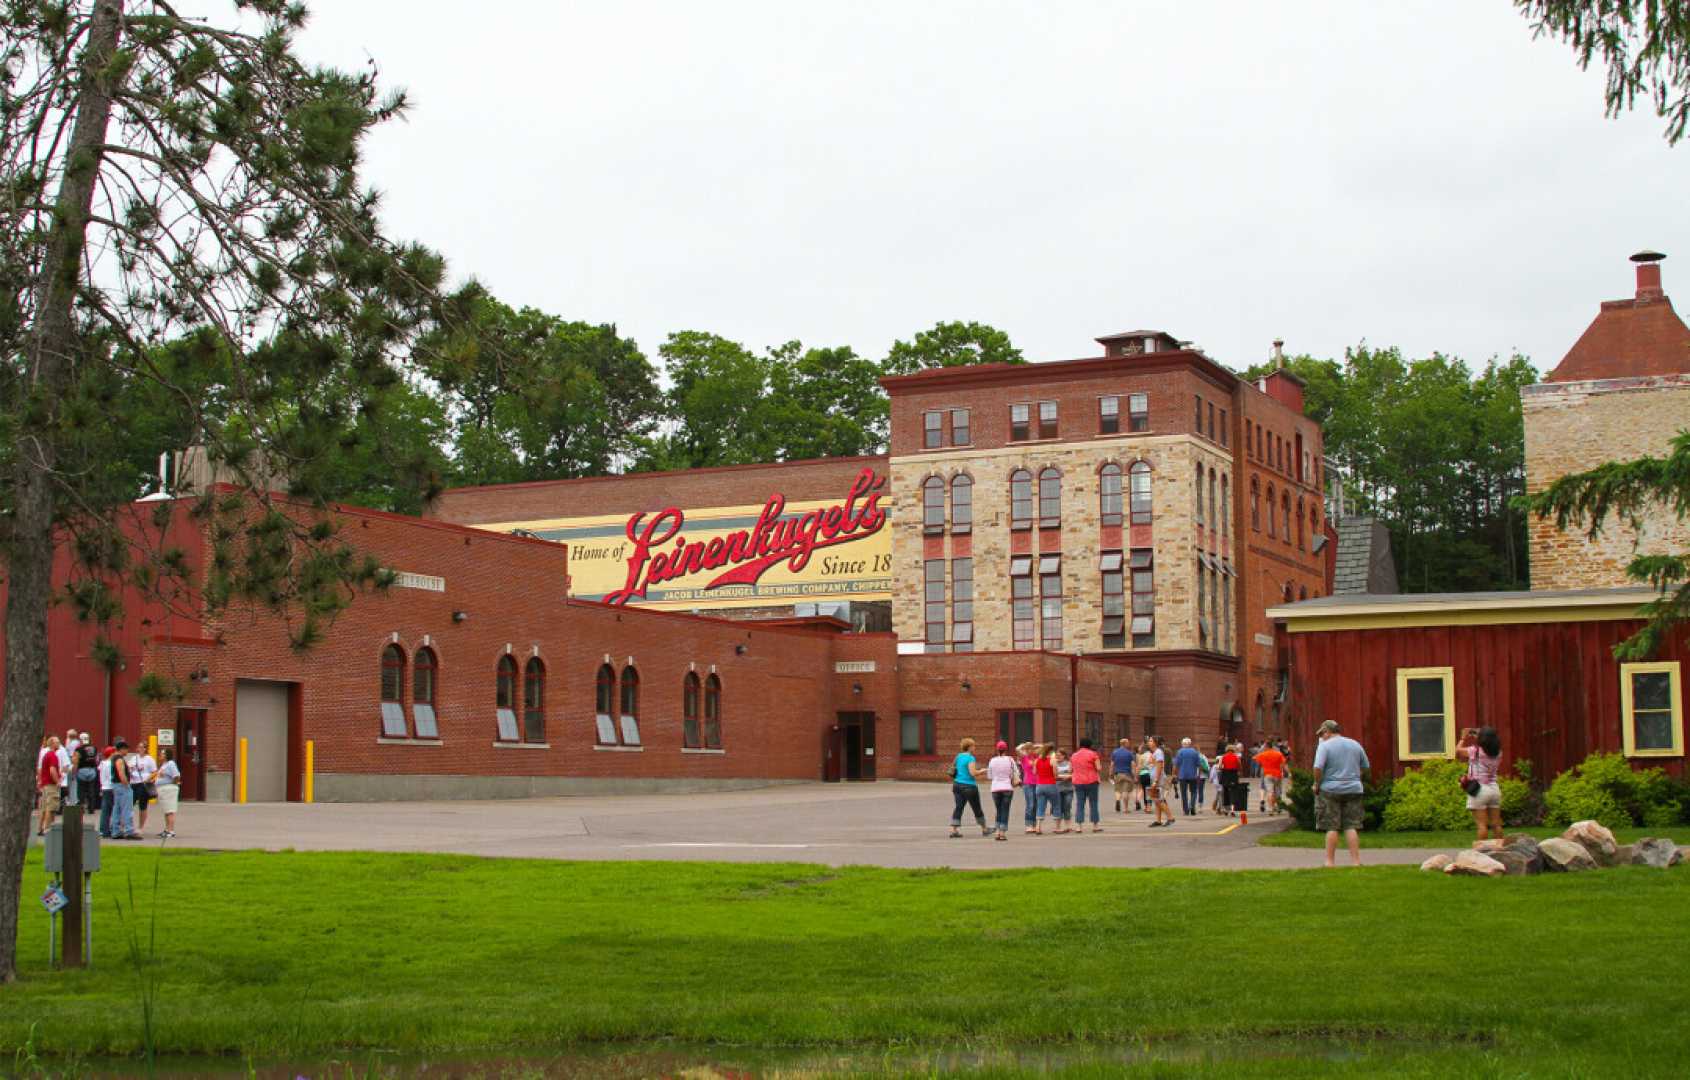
[42,823,101,874]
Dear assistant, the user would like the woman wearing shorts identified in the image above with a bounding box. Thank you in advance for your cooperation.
[1457,727,1504,842]
[155,748,182,839]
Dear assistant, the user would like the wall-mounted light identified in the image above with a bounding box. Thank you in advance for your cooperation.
[734,644,748,656]
[852,682,862,695]
[960,679,972,692]
[452,611,468,623]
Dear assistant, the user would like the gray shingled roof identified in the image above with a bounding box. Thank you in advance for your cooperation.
[1333,517,1398,596]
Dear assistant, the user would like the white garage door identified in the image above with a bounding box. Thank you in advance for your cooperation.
[237,680,290,802]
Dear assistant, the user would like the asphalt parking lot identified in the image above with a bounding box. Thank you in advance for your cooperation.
[49,780,1424,869]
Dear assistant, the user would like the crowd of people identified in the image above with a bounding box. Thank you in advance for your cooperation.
[35,729,182,842]
[947,734,1293,838]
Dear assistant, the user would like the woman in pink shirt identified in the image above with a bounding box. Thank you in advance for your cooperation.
[1069,738,1104,832]
[1017,743,1040,834]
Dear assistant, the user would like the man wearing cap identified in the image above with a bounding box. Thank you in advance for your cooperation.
[1312,719,1369,867]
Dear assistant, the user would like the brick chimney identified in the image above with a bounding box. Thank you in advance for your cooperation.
[1633,250,1665,302]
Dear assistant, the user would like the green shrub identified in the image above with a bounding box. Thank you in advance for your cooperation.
[1500,776,1544,827]
[1381,759,1471,831]
[1544,752,1682,828]
[1283,767,1389,831]
[1364,775,1393,831]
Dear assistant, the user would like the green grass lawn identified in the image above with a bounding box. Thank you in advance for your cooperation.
[1257,823,1690,849]
[4,845,1688,1078]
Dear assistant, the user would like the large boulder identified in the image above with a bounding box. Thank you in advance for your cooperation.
[1473,839,1507,853]
[1488,848,1538,876]
[1564,820,1619,865]
[1540,837,1598,872]
[1630,837,1680,869]
[1444,850,1507,877]
[1420,853,1453,872]
[1502,836,1544,874]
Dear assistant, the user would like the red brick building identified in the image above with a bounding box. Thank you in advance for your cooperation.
[10,325,1333,801]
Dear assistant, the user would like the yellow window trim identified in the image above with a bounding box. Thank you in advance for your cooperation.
[1396,666,1455,761]
[1620,661,1683,758]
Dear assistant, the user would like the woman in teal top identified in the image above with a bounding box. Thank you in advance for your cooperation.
[948,737,990,838]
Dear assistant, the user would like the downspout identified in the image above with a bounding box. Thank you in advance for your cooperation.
[103,667,111,746]
[1070,653,1080,745]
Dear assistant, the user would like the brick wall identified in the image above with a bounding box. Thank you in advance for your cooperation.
[1523,376,1690,590]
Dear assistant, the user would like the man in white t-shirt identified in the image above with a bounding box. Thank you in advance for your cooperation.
[131,746,157,835]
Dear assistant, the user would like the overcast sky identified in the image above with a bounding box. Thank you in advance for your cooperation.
[284,1,1690,376]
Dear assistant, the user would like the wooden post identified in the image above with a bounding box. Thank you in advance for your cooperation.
[61,804,84,967]
[238,737,248,804]
[304,740,314,804]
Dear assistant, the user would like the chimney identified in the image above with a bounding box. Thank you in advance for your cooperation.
[1632,250,1666,301]
[1271,338,1286,368]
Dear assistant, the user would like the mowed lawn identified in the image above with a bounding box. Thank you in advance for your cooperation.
[1258,824,1690,849]
[3,846,1688,1077]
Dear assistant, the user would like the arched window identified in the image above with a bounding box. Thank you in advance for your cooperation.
[951,474,973,533]
[1009,469,1033,529]
[704,674,723,749]
[522,657,545,744]
[1266,484,1277,537]
[1098,463,1123,526]
[618,665,642,745]
[1282,491,1292,542]
[1038,467,1062,527]
[1310,503,1320,552]
[1296,497,1306,550]
[1129,462,1153,525]
[1250,478,1260,531]
[412,647,439,739]
[1194,463,1205,524]
[922,475,945,534]
[1254,693,1265,729]
[495,655,520,742]
[595,663,617,744]
[1220,474,1230,535]
[1299,585,1309,601]
[380,645,408,737]
[683,672,702,748]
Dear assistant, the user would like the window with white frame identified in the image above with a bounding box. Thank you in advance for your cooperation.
[1396,667,1454,760]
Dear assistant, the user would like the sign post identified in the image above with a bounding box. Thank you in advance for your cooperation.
[61,804,84,968]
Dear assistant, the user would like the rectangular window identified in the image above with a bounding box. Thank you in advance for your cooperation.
[1130,549,1155,647]
[1195,396,1204,433]
[1011,556,1035,651]
[951,408,970,446]
[1011,403,1030,441]
[1197,561,1208,649]
[923,410,942,449]
[1222,574,1232,655]
[380,701,408,739]
[1245,419,1253,457]
[1396,667,1455,760]
[924,559,946,653]
[412,704,439,740]
[1101,551,1125,649]
[997,709,1035,746]
[1038,400,1058,439]
[900,712,938,756]
[951,557,974,653]
[1100,395,1120,434]
[1084,712,1104,745]
[1128,393,1149,432]
[1220,409,1228,447]
[495,708,519,743]
[1040,555,1063,651]
[1621,662,1683,757]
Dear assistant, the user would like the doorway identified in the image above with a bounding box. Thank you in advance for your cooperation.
[174,708,206,801]
[236,679,291,802]
[836,711,877,780]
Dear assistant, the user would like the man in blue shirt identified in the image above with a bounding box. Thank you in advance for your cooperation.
[1109,738,1137,814]
[1172,737,1205,816]
[1312,719,1371,867]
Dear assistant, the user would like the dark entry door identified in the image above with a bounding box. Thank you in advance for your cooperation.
[175,708,206,801]
[837,712,878,780]
[822,727,843,782]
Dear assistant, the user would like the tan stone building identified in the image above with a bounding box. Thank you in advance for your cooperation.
[1524,253,1690,590]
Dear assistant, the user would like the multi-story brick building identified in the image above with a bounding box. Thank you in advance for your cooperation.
[1523,252,1690,589]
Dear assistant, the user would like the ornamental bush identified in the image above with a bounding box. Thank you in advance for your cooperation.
[1499,776,1544,827]
[1285,767,1391,831]
[1543,752,1683,828]
[1381,759,1471,831]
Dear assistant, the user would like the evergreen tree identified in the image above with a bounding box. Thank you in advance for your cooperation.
[1519,0,1690,143]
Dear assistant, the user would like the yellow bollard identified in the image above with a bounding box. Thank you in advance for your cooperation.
[148,734,157,761]
[238,737,248,804]
[304,740,314,804]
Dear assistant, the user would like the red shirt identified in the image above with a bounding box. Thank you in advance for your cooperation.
[1033,756,1057,785]
[38,753,60,787]
[1254,748,1286,778]
[1069,747,1101,785]
[1220,751,1241,771]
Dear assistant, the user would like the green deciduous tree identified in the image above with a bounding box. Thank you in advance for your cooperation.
[1519,0,1690,144]
[881,320,1023,375]
[0,1,448,981]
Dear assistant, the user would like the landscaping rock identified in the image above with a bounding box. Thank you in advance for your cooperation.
[1420,853,1453,872]
[1489,848,1537,876]
[1473,839,1507,852]
[1445,850,1507,877]
[1615,844,1635,865]
[1630,837,1680,869]
[1502,836,1544,874]
[1564,820,1619,865]
[1540,837,1598,872]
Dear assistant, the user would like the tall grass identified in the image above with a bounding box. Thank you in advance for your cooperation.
[111,844,165,1075]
